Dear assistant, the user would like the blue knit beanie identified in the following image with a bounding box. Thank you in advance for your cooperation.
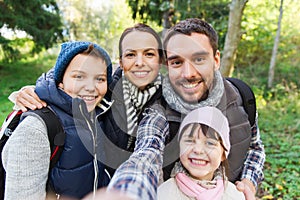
[54,41,112,84]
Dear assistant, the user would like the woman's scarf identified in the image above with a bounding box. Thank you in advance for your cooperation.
[122,72,161,136]
[162,70,224,115]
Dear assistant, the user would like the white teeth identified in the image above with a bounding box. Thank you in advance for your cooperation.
[134,71,148,76]
[191,159,206,165]
[81,96,96,101]
[182,82,198,89]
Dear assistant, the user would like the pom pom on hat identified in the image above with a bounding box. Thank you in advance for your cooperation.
[178,106,231,158]
[54,41,112,84]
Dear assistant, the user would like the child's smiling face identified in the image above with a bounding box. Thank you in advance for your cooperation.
[179,123,225,181]
[59,54,107,112]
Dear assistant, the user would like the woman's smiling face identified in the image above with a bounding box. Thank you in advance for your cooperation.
[120,31,161,90]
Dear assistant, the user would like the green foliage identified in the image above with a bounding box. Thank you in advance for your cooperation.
[0,0,64,60]
[235,0,300,86]
[56,0,135,61]
[126,0,230,47]
[0,51,55,122]
[232,59,300,199]
[0,38,36,62]
[256,85,300,199]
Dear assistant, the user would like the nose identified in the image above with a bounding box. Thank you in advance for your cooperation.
[135,53,144,67]
[193,140,206,154]
[84,79,96,91]
[181,61,197,79]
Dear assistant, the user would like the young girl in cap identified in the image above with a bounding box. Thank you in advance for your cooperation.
[2,41,113,199]
[157,106,245,200]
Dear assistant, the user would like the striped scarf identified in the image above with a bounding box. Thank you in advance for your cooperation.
[122,72,161,137]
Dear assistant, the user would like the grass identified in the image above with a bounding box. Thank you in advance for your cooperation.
[256,85,300,199]
[233,64,300,199]
[0,54,299,199]
[0,52,55,122]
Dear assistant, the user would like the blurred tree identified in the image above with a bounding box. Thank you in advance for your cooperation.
[126,0,229,46]
[234,0,299,86]
[0,0,64,60]
[268,0,283,88]
[220,0,248,77]
[57,0,135,61]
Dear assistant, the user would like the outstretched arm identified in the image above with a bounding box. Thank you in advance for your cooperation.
[107,107,169,200]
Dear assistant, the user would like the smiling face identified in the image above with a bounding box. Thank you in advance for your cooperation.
[166,32,220,103]
[179,123,225,181]
[58,54,107,112]
[120,31,161,90]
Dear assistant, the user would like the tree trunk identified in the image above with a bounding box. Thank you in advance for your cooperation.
[220,0,248,77]
[268,0,284,88]
[162,9,172,39]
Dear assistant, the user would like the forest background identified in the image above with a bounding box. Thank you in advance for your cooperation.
[0,0,299,199]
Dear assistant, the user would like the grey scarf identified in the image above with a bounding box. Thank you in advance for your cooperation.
[162,70,224,115]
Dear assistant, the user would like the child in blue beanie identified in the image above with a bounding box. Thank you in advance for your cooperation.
[2,41,113,199]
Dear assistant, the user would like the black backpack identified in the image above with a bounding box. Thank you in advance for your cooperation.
[0,107,65,200]
[226,77,257,127]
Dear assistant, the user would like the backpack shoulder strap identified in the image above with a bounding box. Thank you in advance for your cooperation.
[28,107,65,169]
[226,77,256,127]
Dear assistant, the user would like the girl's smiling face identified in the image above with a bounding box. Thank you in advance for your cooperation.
[179,123,225,181]
[59,54,107,112]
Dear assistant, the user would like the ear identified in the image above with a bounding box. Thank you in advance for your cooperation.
[58,82,64,90]
[221,151,226,161]
[214,50,221,71]
[119,59,123,70]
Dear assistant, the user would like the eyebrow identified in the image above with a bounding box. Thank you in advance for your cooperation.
[167,51,209,61]
[192,51,209,57]
[167,55,180,61]
[124,47,157,52]
[71,70,106,75]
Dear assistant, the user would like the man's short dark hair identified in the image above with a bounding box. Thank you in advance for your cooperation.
[163,18,219,56]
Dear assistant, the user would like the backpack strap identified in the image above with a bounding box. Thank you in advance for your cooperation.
[28,107,65,197]
[226,77,256,127]
[28,107,65,169]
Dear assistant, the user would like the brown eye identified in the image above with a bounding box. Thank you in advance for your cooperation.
[169,60,182,67]
[125,53,135,58]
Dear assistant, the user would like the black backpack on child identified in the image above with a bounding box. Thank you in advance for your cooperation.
[0,107,65,200]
